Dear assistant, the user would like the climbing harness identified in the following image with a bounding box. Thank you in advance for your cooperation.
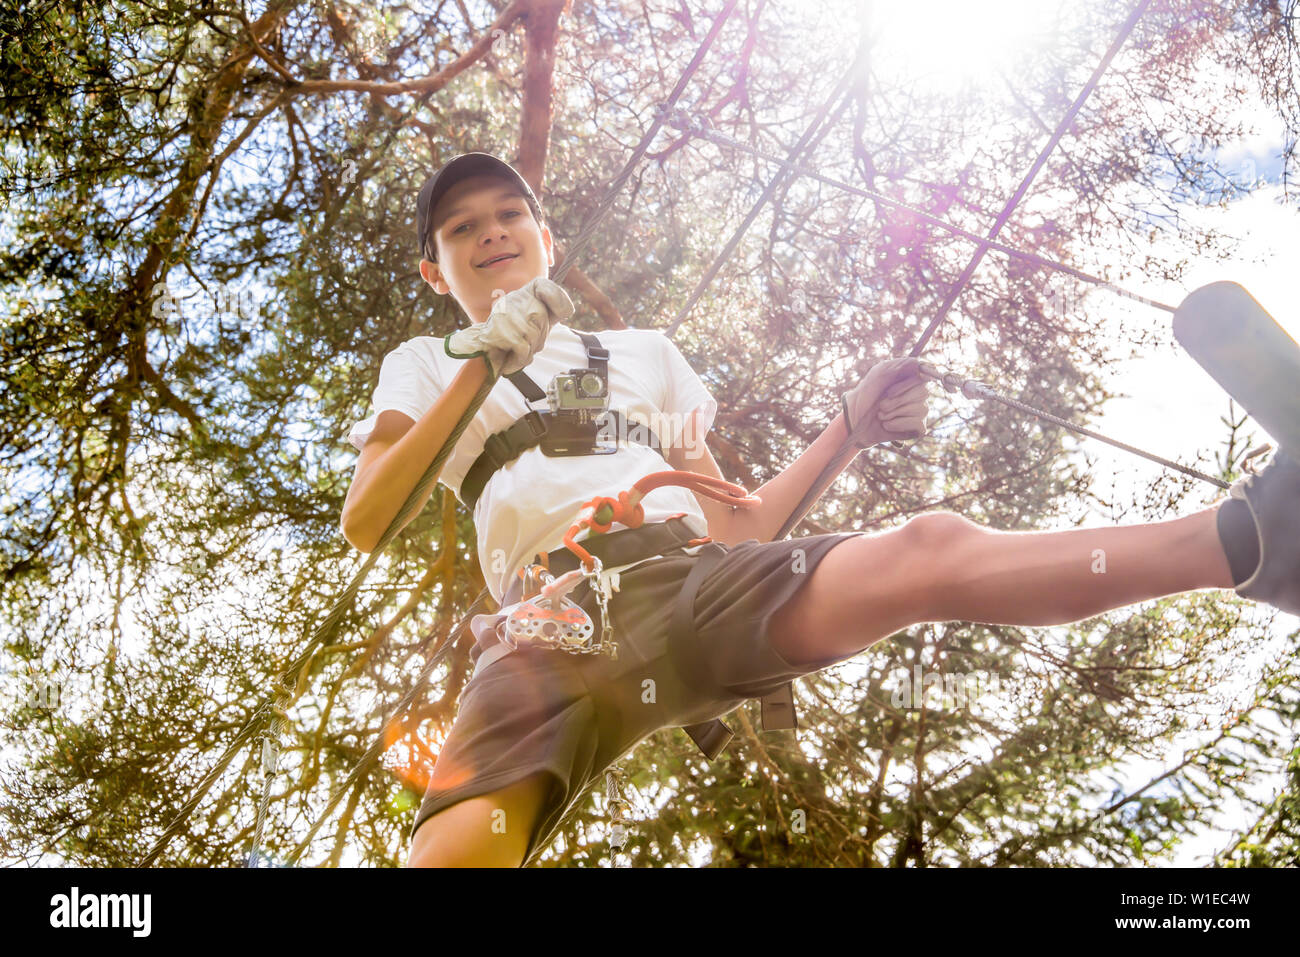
[469,470,769,769]
[451,469,765,861]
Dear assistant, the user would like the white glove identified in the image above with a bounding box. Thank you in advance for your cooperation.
[841,356,933,449]
[444,277,575,375]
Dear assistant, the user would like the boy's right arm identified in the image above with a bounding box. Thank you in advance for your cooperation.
[340,357,492,553]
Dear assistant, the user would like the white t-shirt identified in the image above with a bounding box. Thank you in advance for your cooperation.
[347,323,718,604]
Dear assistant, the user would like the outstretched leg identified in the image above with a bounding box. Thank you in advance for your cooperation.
[768,505,1236,667]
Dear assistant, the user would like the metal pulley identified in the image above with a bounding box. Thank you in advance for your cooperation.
[501,558,619,658]
[503,594,595,651]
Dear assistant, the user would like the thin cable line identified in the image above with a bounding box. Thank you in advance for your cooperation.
[908,0,1159,356]
[670,121,1173,314]
[662,56,863,337]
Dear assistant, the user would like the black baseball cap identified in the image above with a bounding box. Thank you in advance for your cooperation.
[416,152,545,260]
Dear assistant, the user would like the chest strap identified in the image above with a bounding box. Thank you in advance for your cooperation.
[459,332,668,510]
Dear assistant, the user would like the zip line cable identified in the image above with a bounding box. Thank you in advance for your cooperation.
[664,115,1175,316]
[908,0,1159,356]
[918,364,1227,490]
[140,0,744,868]
[281,615,468,865]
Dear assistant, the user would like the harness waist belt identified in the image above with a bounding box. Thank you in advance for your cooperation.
[499,514,705,607]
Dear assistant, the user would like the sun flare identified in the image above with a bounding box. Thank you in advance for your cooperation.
[871,0,1062,89]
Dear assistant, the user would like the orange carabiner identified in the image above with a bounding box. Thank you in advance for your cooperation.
[559,470,761,571]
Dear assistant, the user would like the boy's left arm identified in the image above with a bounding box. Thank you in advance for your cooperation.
[666,356,933,545]
[665,409,864,546]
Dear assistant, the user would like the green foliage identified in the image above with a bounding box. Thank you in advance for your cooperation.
[1,0,1297,868]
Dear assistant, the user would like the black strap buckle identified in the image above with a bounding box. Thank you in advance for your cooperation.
[522,409,548,439]
[681,719,734,761]
[760,682,798,731]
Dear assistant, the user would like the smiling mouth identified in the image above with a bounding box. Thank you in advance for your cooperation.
[478,253,518,267]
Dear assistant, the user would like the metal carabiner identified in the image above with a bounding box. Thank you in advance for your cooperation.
[582,556,621,661]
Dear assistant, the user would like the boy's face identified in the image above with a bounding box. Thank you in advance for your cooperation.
[419,173,555,324]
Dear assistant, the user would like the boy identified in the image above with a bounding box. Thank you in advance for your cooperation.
[343,151,1299,868]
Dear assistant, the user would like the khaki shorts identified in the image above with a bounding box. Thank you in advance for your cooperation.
[410,532,862,866]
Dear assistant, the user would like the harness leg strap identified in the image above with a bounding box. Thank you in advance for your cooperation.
[680,719,734,761]
[666,544,735,759]
[667,544,726,694]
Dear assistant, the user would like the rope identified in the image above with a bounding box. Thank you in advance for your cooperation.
[563,468,761,569]
[662,54,864,336]
[919,362,1228,489]
[670,118,1174,315]
[770,0,1162,542]
[551,0,743,286]
[281,607,476,866]
[139,698,277,866]
[910,0,1159,354]
[137,0,744,869]
[247,688,290,867]
[604,765,632,866]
